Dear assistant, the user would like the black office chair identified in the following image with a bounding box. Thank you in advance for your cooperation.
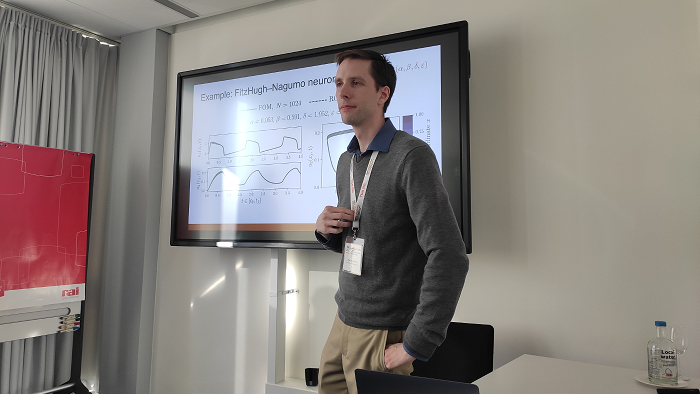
[411,322,494,383]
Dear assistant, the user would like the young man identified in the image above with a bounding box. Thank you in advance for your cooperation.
[315,49,469,394]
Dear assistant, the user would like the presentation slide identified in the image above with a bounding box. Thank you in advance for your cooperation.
[188,45,441,231]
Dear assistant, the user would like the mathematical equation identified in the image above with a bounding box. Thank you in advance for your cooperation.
[250,110,338,125]
[395,61,429,73]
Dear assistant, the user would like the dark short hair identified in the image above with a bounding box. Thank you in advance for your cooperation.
[335,49,397,113]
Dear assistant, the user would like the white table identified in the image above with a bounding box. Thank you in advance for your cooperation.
[474,354,699,394]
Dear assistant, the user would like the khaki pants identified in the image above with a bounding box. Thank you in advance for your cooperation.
[318,314,413,394]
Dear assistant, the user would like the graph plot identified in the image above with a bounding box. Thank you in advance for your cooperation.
[207,162,302,191]
[321,116,413,187]
[321,123,354,188]
[208,127,302,159]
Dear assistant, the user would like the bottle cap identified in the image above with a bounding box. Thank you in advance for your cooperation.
[655,321,667,327]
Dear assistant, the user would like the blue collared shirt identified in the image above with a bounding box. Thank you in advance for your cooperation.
[346,118,397,156]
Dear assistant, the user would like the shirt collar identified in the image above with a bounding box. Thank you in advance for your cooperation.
[346,118,397,156]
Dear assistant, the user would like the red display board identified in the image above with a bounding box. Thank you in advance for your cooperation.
[0,143,93,313]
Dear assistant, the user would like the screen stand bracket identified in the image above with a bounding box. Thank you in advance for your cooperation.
[267,248,287,384]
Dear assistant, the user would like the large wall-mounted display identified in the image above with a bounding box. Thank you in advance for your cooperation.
[172,21,471,251]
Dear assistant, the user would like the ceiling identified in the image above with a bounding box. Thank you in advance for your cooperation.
[2,0,275,42]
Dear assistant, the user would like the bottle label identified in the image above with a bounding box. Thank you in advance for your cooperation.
[648,347,677,383]
[659,350,677,377]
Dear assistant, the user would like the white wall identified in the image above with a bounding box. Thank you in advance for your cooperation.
[151,1,700,393]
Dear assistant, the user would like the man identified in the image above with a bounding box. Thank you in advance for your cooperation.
[315,49,469,394]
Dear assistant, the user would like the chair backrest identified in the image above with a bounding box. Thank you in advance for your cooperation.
[355,369,479,394]
[411,322,494,383]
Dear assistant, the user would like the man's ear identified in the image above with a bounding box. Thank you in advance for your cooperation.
[378,85,390,107]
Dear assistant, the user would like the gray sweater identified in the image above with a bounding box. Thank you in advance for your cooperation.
[320,130,469,360]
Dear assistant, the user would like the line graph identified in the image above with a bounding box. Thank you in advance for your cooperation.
[207,162,302,191]
[208,127,302,159]
[321,116,413,188]
[326,129,354,173]
[321,123,354,188]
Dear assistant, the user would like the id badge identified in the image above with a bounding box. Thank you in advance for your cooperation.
[342,237,364,276]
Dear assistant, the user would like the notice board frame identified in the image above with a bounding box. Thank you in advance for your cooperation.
[0,142,95,394]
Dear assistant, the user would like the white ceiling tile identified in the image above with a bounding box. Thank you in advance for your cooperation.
[7,0,139,39]
[177,0,273,17]
[3,0,278,41]
[67,0,189,31]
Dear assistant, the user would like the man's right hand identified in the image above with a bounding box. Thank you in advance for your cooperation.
[315,206,354,240]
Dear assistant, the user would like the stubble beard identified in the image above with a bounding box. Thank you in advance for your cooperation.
[340,107,366,127]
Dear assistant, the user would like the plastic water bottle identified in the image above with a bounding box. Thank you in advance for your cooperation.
[647,321,678,385]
